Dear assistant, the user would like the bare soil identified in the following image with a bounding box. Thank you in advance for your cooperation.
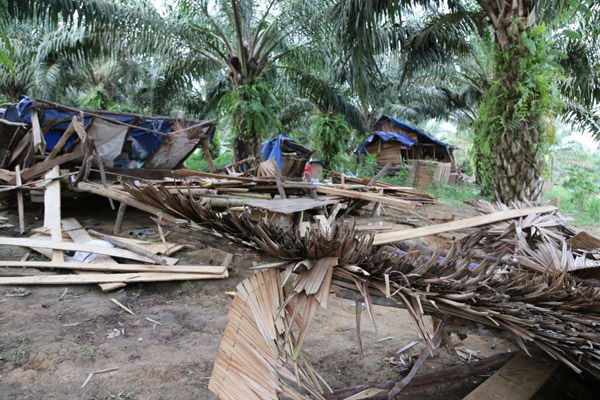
[0,197,598,399]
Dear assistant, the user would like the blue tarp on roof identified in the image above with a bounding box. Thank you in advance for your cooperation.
[355,131,418,155]
[373,115,448,147]
[261,134,311,170]
[355,115,450,154]
[4,97,214,162]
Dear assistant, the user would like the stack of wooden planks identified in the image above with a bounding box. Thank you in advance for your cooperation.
[0,217,228,289]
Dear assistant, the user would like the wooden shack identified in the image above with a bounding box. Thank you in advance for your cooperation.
[355,115,459,186]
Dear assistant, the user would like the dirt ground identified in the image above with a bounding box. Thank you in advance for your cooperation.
[1,196,599,399]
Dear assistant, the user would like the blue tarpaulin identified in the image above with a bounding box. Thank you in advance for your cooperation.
[355,115,450,154]
[3,97,214,163]
[261,134,311,170]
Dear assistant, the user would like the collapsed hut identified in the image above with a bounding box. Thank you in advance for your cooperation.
[355,115,460,187]
[0,97,217,179]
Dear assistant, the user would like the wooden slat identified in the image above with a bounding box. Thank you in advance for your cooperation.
[15,165,25,234]
[62,218,125,292]
[44,166,63,262]
[0,261,226,274]
[0,271,228,285]
[463,353,557,400]
[14,150,83,184]
[31,109,46,154]
[373,205,558,245]
[75,181,177,222]
[46,118,76,160]
[315,185,417,208]
[244,198,338,215]
[0,237,177,264]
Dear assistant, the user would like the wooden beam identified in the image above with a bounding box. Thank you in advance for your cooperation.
[75,182,177,222]
[47,117,76,160]
[0,260,226,274]
[324,352,516,399]
[173,169,270,183]
[463,353,557,400]
[0,237,178,264]
[62,218,125,291]
[315,185,417,209]
[31,109,46,155]
[373,205,558,245]
[44,166,64,262]
[12,150,82,184]
[199,137,216,172]
[367,162,392,186]
[0,271,228,285]
[87,229,168,265]
[15,165,25,234]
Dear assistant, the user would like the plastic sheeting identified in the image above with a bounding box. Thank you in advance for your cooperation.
[87,118,129,164]
[3,97,208,162]
[260,134,311,169]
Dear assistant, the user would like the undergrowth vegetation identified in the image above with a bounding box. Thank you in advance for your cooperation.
[427,183,490,207]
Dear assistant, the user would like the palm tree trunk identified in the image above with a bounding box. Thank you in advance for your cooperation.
[473,0,547,203]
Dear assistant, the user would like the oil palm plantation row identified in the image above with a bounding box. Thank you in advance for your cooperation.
[2,0,599,202]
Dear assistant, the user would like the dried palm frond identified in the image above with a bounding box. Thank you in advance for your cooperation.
[123,183,600,389]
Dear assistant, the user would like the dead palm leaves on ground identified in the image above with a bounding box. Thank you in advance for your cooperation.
[122,183,600,396]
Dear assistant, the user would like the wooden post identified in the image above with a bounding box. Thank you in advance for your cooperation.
[199,137,216,173]
[15,165,25,234]
[44,166,63,262]
[113,203,127,234]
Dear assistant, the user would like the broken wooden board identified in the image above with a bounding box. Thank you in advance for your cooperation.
[0,261,226,274]
[75,181,177,222]
[13,150,83,184]
[463,353,557,400]
[314,185,418,208]
[0,271,228,285]
[62,218,125,292]
[31,227,184,257]
[373,205,558,245]
[0,237,178,265]
[244,198,338,215]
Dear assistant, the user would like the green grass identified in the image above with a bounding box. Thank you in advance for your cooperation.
[544,185,600,226]
[426,183,490,206]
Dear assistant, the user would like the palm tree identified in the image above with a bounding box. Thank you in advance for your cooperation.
[336,0,599,202]
[3,0,367,162]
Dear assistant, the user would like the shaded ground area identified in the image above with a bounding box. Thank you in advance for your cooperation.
[0,197,598,399]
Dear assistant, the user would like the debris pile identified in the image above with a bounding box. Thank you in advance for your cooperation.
[172,201,600,399]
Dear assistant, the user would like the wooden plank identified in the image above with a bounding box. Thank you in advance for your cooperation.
[244,198,338,215]
[173,168,270,183]
[88,229,167,265]
[13,151,83,184]
[315,185,417,209]
[0,260,226,274]
[31,109,46,154]
[0,237,177,264]
[463,353,557,400]
[62,217,127,292]
[30,228,184,256]
[373,205,558,246]
[0,271,228,285]
[75,182,177,222]
[199,137,216,173]
[46,118,76,160]
[44,167,63,262]
[367,163,392,186]
[15,165,25,234]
